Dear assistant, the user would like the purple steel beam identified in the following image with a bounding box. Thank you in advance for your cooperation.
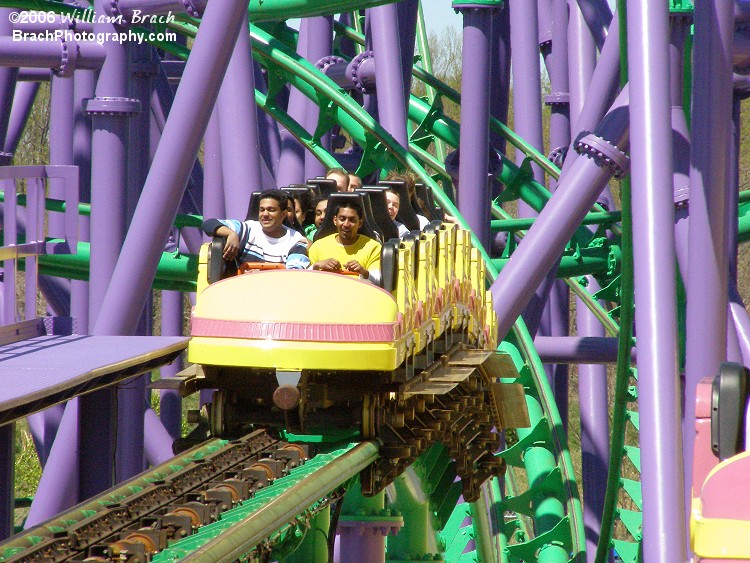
[25,399,79,528]
[218,12,263,217]
[397,0,419,108]
[144,407,178,466]
[567,0,597,127]
[277,17,320,187]
[0,9,18,165]
[576,281,608,559]
[80,0,139,499]
[533,336,626,363]
[92,0,251,337]
[0,38,105,71]
[368,3,408,148]
[542,0,572,434]
[489,4,511,155]
[159,290,183,439]
[71,70,94,334]
[255,61,281,178]
[115,40,158,482]
[683,0,735,530]
[3,82,38,156]
[575,0,613,50]
[491,88,629,340]
[627,1,686,559]
[303,16,333,181]
[455,5,494,250]
[203,106,225,221]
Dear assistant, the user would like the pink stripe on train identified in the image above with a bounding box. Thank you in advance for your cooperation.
[191,316,398,343]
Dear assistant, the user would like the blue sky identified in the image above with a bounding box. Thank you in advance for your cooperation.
[422,3,462,35]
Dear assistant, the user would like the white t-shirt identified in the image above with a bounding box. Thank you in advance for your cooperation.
[218,219,309,268]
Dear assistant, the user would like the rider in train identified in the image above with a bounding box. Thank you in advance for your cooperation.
[201,189,310,269]
[309,198,382,284]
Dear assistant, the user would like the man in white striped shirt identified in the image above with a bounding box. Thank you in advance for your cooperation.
[201,189,310,269]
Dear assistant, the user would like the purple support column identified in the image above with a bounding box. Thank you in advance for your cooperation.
[92,0,252,337]
[3,82,38,156]
[491,88,629,340]
[560,7,620,177]
[25,399,79,528]
[71,70,94,334]
[255,61,281,178]
[218,12,263,216]
[456,6,494,250]
[81,0,139,499]
[0,423,13,540]
[510,0,544,194]
[203,107,225,220]
[114,40,158,482]
[489,4,511,154]
[510,0,551,338]
[576,281,608,561]
[575,0,613,50]
[0,9,19,165]
[159,290,183,439]
[369,4,408,148]
[684,0,735,528]
[397,0,419,107]
[144,407,177,466]
[276,17,320,187]
[568,0,597,127]
[627,1,686,559]
[543,0,571,433]
[303,17,334,181]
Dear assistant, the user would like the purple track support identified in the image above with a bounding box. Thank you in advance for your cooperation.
[492,88,629,340]
[92,0,251,337]
[0,422,13,540]
[0,9,18,164]
[159,290,183,439]
[218,12,263,217]
[576,282,608,560]
[575,0,612,50]
[204,106,226,222]
[71,70,94,335]
[277,17,320,187]
[509,0,544,190]
[627,1,687,559]
[302,16,334,181]
[543,0,572,433]
[559,6,620,178]
[144,407,176,466]
[4,81,38,156]
[456,6,494,250]
[369,3,408,148]
[25,399,79,529]
[489,4,511,154]
[81,0,139,499]
[255,61,282,178]
[684,0,735,529]
[397,0,419,108]
[567,0,596,127]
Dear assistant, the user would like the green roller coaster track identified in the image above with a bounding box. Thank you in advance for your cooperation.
[0,1,671,560]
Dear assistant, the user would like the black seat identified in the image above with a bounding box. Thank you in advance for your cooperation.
[415,182,442,221]
[313,193,381,242]
[378,179,421,231]
[380,239,399,292]
[356,187,401,241]
[246,191,262,220]
[712,363,750,460]
[207,236,238,284]
[306,178,338,197]
[286,183,321,198]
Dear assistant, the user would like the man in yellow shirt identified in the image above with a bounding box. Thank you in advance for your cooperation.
[309,200,381,284]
